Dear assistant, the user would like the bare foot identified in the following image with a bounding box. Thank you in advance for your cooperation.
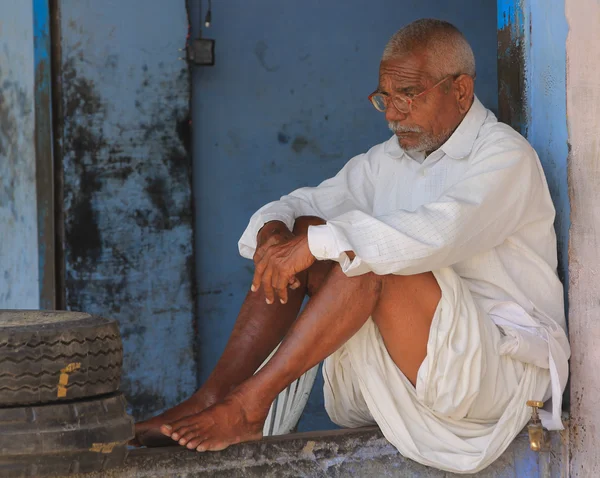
[132,389,221,447]
[159,389,269,452]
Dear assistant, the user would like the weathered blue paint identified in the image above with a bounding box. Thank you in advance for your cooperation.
[526,0,570,308]
[33,0,50,64]
[497,0,571,475]
[33,0,56,310]
[57,0,197,420]
[497,0,522,30]
[191,0,498,431]
[0,2,39,309]
[497,0,528,135]
[498,0,570,313]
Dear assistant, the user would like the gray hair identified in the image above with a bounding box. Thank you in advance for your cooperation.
[382,19,476,80]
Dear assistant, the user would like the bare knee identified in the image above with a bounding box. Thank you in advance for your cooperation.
[313,265,384,298]
[292,216,326,236]
[374,272,441,317]
[380,272,440,297]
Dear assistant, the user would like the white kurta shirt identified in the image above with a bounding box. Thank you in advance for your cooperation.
[239,97,570,430]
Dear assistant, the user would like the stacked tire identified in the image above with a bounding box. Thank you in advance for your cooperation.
[0,310,133,477]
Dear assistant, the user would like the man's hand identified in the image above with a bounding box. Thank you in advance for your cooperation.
[251,235,315,305]
[255,221,294,262]
[254,220,302,298]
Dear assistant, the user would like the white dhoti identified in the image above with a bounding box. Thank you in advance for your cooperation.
[323,267,551,474]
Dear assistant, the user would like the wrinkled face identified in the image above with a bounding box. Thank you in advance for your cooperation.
[378,51,468,154]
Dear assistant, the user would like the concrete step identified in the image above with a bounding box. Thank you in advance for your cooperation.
[74,425,567,477]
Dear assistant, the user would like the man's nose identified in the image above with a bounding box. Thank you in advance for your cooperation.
[385,103,408,123]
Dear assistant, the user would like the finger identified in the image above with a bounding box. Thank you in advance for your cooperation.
[271,269,281,298]
[289,277,301,290]
[253,249,264,265]
[274,270,290,304]
[251,254,270,292]
[277,287,289,304]
[252,240,278,264]
[261,261,275,304]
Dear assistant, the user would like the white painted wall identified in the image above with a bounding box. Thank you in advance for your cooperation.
[0,3,40,309]
[566,0,600,476]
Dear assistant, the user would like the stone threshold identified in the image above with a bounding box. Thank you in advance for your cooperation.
[76,425,567,477]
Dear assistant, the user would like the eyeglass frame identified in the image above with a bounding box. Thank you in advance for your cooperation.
[368,74,463,114]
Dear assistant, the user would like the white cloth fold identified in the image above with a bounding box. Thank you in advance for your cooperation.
[323,268,551,474]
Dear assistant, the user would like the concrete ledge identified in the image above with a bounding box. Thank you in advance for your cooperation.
[76,426,566,477]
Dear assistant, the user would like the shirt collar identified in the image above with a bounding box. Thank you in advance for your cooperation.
[383,96,488,161]
[440,96,488,159]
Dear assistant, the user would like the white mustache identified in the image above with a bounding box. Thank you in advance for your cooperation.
[388,122,423,134]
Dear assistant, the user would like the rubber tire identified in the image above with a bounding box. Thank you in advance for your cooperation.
[0,310,123,406]
[0,393,134,477]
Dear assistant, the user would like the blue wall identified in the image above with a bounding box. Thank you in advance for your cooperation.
[498,0,569,315]
[525,0,570,308]
[192,0,498,431]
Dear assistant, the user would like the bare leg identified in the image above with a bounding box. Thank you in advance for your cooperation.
[133,216,331,446]
[161,266,441,452]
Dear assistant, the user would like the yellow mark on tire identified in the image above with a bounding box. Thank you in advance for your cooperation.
[90,442,119,453]
[57,362,81,397]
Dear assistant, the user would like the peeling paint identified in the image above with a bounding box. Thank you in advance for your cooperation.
[57,0,197,420]
[497,1,528,135]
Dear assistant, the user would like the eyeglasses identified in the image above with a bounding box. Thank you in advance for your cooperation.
[368,75,457,114]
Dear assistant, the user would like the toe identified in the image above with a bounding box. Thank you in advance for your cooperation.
[175,425,196,438]
[173,427,190,442]
[159,424,173,437]
[196,442,208,452]
[181,428,200,443]
[168,416,198,440]
[186,436,205,450]
[206,440,230,452]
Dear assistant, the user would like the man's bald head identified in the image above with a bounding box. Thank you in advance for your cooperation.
[382,19,476,81]
[375,19,476,154]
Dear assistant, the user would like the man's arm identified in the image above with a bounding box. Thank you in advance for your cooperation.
[307,137,546,277]
[238,152,376,261]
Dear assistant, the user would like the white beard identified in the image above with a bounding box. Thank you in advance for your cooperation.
[388,121,452,153]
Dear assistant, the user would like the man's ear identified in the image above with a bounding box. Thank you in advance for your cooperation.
[454,75,475,114]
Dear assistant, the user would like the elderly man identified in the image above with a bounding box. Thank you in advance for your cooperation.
[135,19,570,473]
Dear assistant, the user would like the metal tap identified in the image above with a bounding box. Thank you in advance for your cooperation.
[526,400,549,452]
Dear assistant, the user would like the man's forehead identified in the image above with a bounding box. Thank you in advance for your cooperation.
[378,54,431,86]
